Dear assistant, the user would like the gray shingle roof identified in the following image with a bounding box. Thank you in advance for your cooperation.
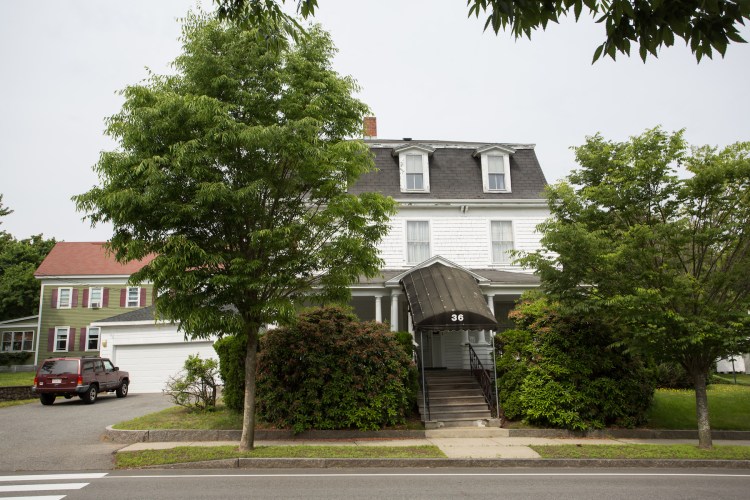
[97,305,156,323]
[356,269,540,286]
[347,141,548,200]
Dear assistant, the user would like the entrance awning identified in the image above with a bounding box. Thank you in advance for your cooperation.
[400,262,498,332]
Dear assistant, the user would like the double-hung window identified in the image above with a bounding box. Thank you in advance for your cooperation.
[1,331,33,352]
[89,287,103,308]
[491,221,514,265]
[54,327,69,352]
[487,156,506,191]
[474,145,514,193]
[126,287,140,308]
[406,221,430,264]
[86,327,100,351]
[57,287,72,309]
[405,155,424,190]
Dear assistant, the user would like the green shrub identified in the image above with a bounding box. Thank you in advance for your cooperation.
[497,294,655,430]
[163,354,220,411]
[652,362,694,389]
[256,306,414,432]
[213,335,247,412]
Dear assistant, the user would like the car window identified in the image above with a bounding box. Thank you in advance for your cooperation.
[82,361,94,373]
[40,360,78,375]
[102,360,115,371]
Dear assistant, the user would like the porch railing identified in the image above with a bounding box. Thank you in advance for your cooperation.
[468,343,498,418]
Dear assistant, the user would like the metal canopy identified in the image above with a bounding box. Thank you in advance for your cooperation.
[400,262,498,332]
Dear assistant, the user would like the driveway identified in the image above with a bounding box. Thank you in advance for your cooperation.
[0,393,173,471]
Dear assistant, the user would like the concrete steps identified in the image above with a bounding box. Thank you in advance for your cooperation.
[418,370,498,429]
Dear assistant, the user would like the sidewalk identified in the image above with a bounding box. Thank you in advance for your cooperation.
[117,428,750,460]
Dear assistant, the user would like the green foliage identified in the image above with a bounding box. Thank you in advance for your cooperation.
[73,11,395,449]
[213,334,247,411]
[0,196,55,321]
[214,0,749,63]
[0,352,32,367]
[652,362,695,390]
[518,127,750,446]
[256,306,414,432]
[163,354,220,411]
[497,294,654,430]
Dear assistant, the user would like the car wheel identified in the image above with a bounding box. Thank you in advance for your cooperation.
[116,381,129,398]
[64,394,73,399]
[82,384,98,404]
[40,394,55,406]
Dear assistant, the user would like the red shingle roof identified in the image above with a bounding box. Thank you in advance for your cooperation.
[35,242,156,277]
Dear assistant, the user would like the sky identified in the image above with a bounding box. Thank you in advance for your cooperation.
[1,0,749,242]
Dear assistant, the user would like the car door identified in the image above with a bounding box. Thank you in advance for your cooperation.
[102,359,118,389]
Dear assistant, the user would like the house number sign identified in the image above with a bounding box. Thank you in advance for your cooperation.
[451,314,464,322]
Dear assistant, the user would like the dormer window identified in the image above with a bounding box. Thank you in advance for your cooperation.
[393,144,434,193]
[474,145,515,193]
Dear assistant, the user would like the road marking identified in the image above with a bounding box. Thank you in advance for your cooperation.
[2,496,66,500]
[0,473,107,482]
[112,472,750,479]
[0,483,89,493]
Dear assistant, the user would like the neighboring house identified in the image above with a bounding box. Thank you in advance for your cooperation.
[33,242,155,368]
[0,315,38,372]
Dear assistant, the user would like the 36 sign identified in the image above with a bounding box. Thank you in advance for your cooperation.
[450,314,464,322]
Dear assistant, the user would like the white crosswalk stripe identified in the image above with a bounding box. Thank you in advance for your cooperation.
[0,472,107,500]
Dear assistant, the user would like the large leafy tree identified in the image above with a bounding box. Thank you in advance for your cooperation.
[213,0,750,62]
[0,196,56,321]
[520,128,750,449]
[74,12,396,450]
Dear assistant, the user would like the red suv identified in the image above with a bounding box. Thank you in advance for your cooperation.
[33,356,130,405]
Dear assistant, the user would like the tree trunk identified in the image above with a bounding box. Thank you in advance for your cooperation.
[692,369,713,450]
[238,325,259,451]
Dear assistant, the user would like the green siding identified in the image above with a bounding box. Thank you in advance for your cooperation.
[38,284,154,359]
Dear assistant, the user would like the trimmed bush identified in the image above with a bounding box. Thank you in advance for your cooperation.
[497,294,655,430]
[256,306,414,432]
[213,335,247,412]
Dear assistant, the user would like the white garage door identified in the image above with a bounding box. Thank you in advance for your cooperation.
[113,342,218,393]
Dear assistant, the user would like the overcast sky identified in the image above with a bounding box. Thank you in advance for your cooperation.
[1,0,749,241]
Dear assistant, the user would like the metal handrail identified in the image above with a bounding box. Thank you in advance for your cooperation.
[468,343,498,417]
[417,331,430,422]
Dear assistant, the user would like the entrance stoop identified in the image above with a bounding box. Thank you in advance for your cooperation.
[419,369,500,429]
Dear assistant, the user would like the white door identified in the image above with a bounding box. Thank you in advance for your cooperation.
[112,342,217,393]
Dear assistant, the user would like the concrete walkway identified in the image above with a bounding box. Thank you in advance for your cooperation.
[117,428,750,460]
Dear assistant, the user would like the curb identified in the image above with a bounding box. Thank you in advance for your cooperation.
[104,425,750,444]
[141,458,750,470]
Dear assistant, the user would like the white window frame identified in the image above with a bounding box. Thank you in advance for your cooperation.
[86,326,100,351]
[89,287,103,308]
[54,327,70,352]
[57,287,73,309]
[474,146,514,194]
[395,145,433,193]
[126,287,140,308]
[406,220,431,265]
[490,220,515,265]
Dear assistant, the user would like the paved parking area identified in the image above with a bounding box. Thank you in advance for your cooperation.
[0,393,173,471]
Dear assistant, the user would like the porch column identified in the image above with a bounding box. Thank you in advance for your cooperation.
[390,291,400,332]
[486,293,496,315]
[374,295,383,323]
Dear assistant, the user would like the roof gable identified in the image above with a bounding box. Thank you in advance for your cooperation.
[35,242,155,277]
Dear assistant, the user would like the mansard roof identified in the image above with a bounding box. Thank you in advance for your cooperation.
[348,139,548,200]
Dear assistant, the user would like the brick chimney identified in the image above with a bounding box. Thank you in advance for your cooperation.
[363,116,377,139]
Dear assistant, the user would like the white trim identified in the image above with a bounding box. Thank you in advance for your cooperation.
[367,140,534,150]
[405,220,431,265]
[394,199,546,207]
[0,315,38,325]
[53,326,70,352]
[85,326,101,351]
[386,255,491,284]
[0,330,35,353]
[489,220,515,266]
[35,283,45,367]
[88,286,104,308]
[478,153,512,194]
[91,319,173,327]
[57,287,73,309]
[398,151,431,193]
[126,287,140,308]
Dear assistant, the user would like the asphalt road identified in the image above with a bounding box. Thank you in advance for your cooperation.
[2,468,748,499]
[0,393,173,471]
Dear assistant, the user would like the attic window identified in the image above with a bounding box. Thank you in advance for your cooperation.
[474,145,515,193]
[393,144,435,193]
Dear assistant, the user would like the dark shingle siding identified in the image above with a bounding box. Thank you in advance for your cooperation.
[349,145,548,200]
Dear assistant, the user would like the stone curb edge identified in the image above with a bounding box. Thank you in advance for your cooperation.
[139,458,750,470]
[104,426,750,444]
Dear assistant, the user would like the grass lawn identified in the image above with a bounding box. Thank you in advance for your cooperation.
[646,384,750,430]
[0,372,34,387]
[0,398,36,408]
[713,373,750,386]
[532,444,750,460]
[116,445,446,468]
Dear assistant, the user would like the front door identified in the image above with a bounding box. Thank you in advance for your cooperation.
[419,331,444,368]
